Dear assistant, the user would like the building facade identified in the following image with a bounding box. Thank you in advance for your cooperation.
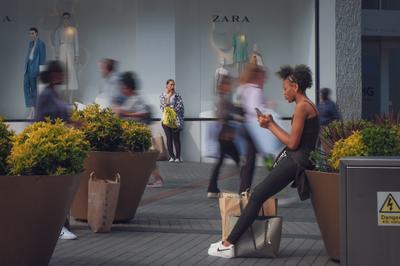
[1,0,398,161]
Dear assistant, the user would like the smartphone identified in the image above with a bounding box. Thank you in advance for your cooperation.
[254,107,263,116]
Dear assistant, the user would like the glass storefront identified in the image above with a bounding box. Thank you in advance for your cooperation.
[0,0,316,120]
[362,0,400,118]
[362,38,400,119]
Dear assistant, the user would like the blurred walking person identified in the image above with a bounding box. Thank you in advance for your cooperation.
[318,87,340,126]
[36,60,77,240]
[207,75,243,198]
[96,58,124,107]
[112,72,164,187]
[236,64,267,193]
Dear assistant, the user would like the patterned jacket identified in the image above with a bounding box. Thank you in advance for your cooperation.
[160,92,184,129]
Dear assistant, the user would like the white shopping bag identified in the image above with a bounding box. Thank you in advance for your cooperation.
[244,108,284,157]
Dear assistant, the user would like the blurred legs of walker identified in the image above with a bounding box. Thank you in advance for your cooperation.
[147,168,164,188]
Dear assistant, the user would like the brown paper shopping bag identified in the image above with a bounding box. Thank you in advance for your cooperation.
[152,134,168,161]
[87,172,120,233]
[219,191,277,240]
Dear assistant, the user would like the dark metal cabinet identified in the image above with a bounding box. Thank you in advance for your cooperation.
[340,157,400,266]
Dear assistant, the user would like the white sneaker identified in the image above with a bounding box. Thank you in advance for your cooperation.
[174,158,181,163]
[207,192,220,198]
[208,241,235,258]
[169,158,175,162]
[146,178,164,188]
[59,226,78,240]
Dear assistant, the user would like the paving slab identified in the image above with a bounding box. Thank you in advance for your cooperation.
[50,161,338,265]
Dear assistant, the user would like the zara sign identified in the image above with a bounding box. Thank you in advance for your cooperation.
[212,15,250,23]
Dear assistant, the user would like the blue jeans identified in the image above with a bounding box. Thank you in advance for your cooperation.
[23,65,38,107]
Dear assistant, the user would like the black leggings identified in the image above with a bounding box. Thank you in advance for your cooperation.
[227,156,297,244]
[162,124,181,160]
[208,139,240,192]
[239,129,257,193]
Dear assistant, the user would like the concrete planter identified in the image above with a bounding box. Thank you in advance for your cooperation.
[0,173,82,266]
[306,170,340,261]
[71,151,158,222]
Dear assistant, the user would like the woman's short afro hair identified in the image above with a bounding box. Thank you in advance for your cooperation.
[276,64,313,92]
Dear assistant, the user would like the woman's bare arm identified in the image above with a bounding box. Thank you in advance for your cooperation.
[258,102,308,150]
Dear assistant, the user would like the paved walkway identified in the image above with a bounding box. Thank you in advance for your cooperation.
[50,161,339,265]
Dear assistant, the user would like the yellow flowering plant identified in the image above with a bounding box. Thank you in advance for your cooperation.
[7,119,90,176]
[121,120,152,152]
[312,117,400,172]
[0,118,14,175]
[72,104,153,152]
[71,104,124,151]
[328,131,367,171]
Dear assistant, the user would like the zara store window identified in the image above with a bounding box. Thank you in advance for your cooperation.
[0,0,316,120]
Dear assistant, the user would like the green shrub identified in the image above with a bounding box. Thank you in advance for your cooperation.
[121,120,152,152]
[0,118,14,175]
[8,120,90,175]
[72,105,123,151]
[72,104,153,152]
[309,150,334,172]
[318,123,400,172]
[312,116,400,172]
[360,125,400,156]
[264,154,275,171]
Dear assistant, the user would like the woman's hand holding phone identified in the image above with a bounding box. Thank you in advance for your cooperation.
[254,107,263,117]
[256,108,273,129]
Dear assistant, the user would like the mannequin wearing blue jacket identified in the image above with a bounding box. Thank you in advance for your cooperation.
[24,27,46,109]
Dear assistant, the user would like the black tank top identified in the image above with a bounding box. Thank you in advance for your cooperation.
[297,115,320,151]
[287,100,320,201]
[289,101,320,153]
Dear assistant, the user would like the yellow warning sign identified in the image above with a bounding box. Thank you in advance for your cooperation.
[378,192,400,226]
[379,193,400,213]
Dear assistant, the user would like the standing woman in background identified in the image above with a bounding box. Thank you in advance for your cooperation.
[160,79,184,162]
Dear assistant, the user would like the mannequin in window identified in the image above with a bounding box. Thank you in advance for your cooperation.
[214,57,229,95]
[233,31,248,74]
[24,27,46,118]
[249,44,264,66]
[210,22,234,66]
[55,12,79,104]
